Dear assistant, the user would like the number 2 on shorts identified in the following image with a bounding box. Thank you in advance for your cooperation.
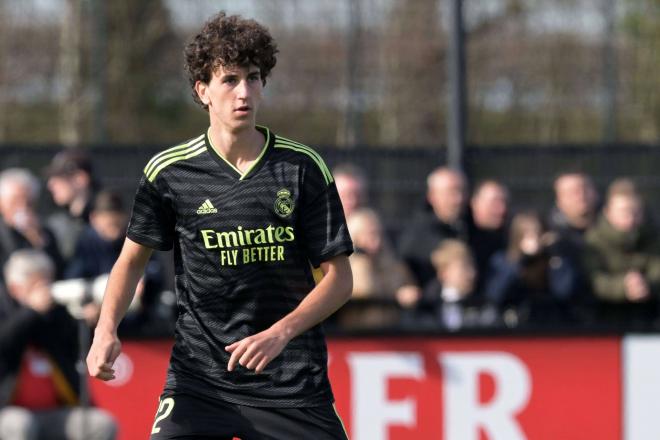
[151,397,175,434]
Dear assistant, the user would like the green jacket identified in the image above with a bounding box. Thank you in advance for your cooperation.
[583,215,660,302]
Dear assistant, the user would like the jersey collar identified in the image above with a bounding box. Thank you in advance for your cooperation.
[205,125,274,181]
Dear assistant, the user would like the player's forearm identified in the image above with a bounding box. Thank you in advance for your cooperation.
[95,260,143,334]
[95,239,153,334]
[273,255,352,340]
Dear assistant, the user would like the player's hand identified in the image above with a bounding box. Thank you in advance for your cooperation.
[87,329,122,381]
[225,326,290,374]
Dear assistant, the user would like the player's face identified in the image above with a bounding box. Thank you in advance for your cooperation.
[197,64,263,132]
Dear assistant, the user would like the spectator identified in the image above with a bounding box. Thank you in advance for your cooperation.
[548,171,598,242]
[65,191,166,336]
[467,180,509,294]
[417,240,497,331]
[0,168,64,278]
[0,250,116,440]
[547,171,600,320]
[337,209,419,329]
[64,191,127,280]
[333,163,368,218]
[399,167,468,286]
[45,149,98,262]
[583,179,660,328]
[484,211,579,328]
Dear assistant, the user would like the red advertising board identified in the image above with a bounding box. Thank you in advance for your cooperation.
[90,337,621,440]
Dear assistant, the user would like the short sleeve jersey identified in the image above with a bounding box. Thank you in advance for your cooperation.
[127,126,353,407]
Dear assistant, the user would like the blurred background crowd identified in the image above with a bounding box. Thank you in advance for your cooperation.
[1,149,660,338]
[332,163,660,332]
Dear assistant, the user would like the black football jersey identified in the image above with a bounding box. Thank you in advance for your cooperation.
[127,126,353,407]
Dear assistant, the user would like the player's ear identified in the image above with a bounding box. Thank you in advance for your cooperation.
[195,80,211,106]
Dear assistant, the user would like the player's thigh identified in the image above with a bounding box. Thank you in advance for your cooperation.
[149,393,242,440]
[239,403,349,440]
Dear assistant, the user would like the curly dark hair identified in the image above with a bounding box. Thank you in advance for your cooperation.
[184,12,278,110]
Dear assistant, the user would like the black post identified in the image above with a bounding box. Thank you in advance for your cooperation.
[447,0,467,172]
[602,0,617,144]
[89,0,107,143]
[341,0,363,147]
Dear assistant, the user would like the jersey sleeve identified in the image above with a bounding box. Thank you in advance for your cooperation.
[127,174,176,251]
[299,162,354,268]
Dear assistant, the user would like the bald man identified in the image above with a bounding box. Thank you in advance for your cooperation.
[398,167,468,287]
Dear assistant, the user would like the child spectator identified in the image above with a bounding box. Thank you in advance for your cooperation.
[484,211,579,328]
[417,240,497,330]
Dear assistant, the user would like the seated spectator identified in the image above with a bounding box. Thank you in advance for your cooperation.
[337,208,420,329]
[583,179,660,328]
[417,240,497,331]
[65,191,167,335]
[0,168,64,278]
[484,211,579,328]
[45,149,99,262]
[0,250,116,440]
[399,167,468,287]
[467,180,509,294]
[333,163,369,218]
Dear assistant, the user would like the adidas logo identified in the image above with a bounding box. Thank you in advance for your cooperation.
[196,199,218,215]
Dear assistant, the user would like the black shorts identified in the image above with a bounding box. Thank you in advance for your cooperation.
[149,393,349,440]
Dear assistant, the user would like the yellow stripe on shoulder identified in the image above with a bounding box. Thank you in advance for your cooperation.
[144,134,205,176]
[274,136,333,185]
[147,142,207,182]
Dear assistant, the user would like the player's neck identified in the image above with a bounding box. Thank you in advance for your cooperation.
[208,123,264,173]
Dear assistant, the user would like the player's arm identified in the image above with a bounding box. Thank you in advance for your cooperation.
[226,254,352,373]
[86,237,153,380]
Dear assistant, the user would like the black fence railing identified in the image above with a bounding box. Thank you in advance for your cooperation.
[3,142,660,233]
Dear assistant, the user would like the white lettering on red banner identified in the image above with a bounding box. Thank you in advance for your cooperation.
[347,352,424,440]
[440,352,531,440]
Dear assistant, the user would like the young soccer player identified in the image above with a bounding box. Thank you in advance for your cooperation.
[86,12,353,439]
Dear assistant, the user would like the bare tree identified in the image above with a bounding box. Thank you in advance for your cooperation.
[58,0,84,146]
[379,0,445,146]
[104,0,179,142]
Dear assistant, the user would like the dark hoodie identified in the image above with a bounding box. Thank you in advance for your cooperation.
[398,207,468,287]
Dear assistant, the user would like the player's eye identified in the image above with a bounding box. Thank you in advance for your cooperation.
[223,76,238,85]
[248,72,261,82]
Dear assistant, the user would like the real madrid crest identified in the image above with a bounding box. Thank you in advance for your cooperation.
[274,188,295,218]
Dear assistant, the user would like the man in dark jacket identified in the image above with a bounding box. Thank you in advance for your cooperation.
[467,180,509,295]
[399,167,469,287]
[0,169,64,279]
[547,171,600,322]
[0,250,116,440]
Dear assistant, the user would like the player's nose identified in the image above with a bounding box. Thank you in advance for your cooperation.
[235,79,250,99]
